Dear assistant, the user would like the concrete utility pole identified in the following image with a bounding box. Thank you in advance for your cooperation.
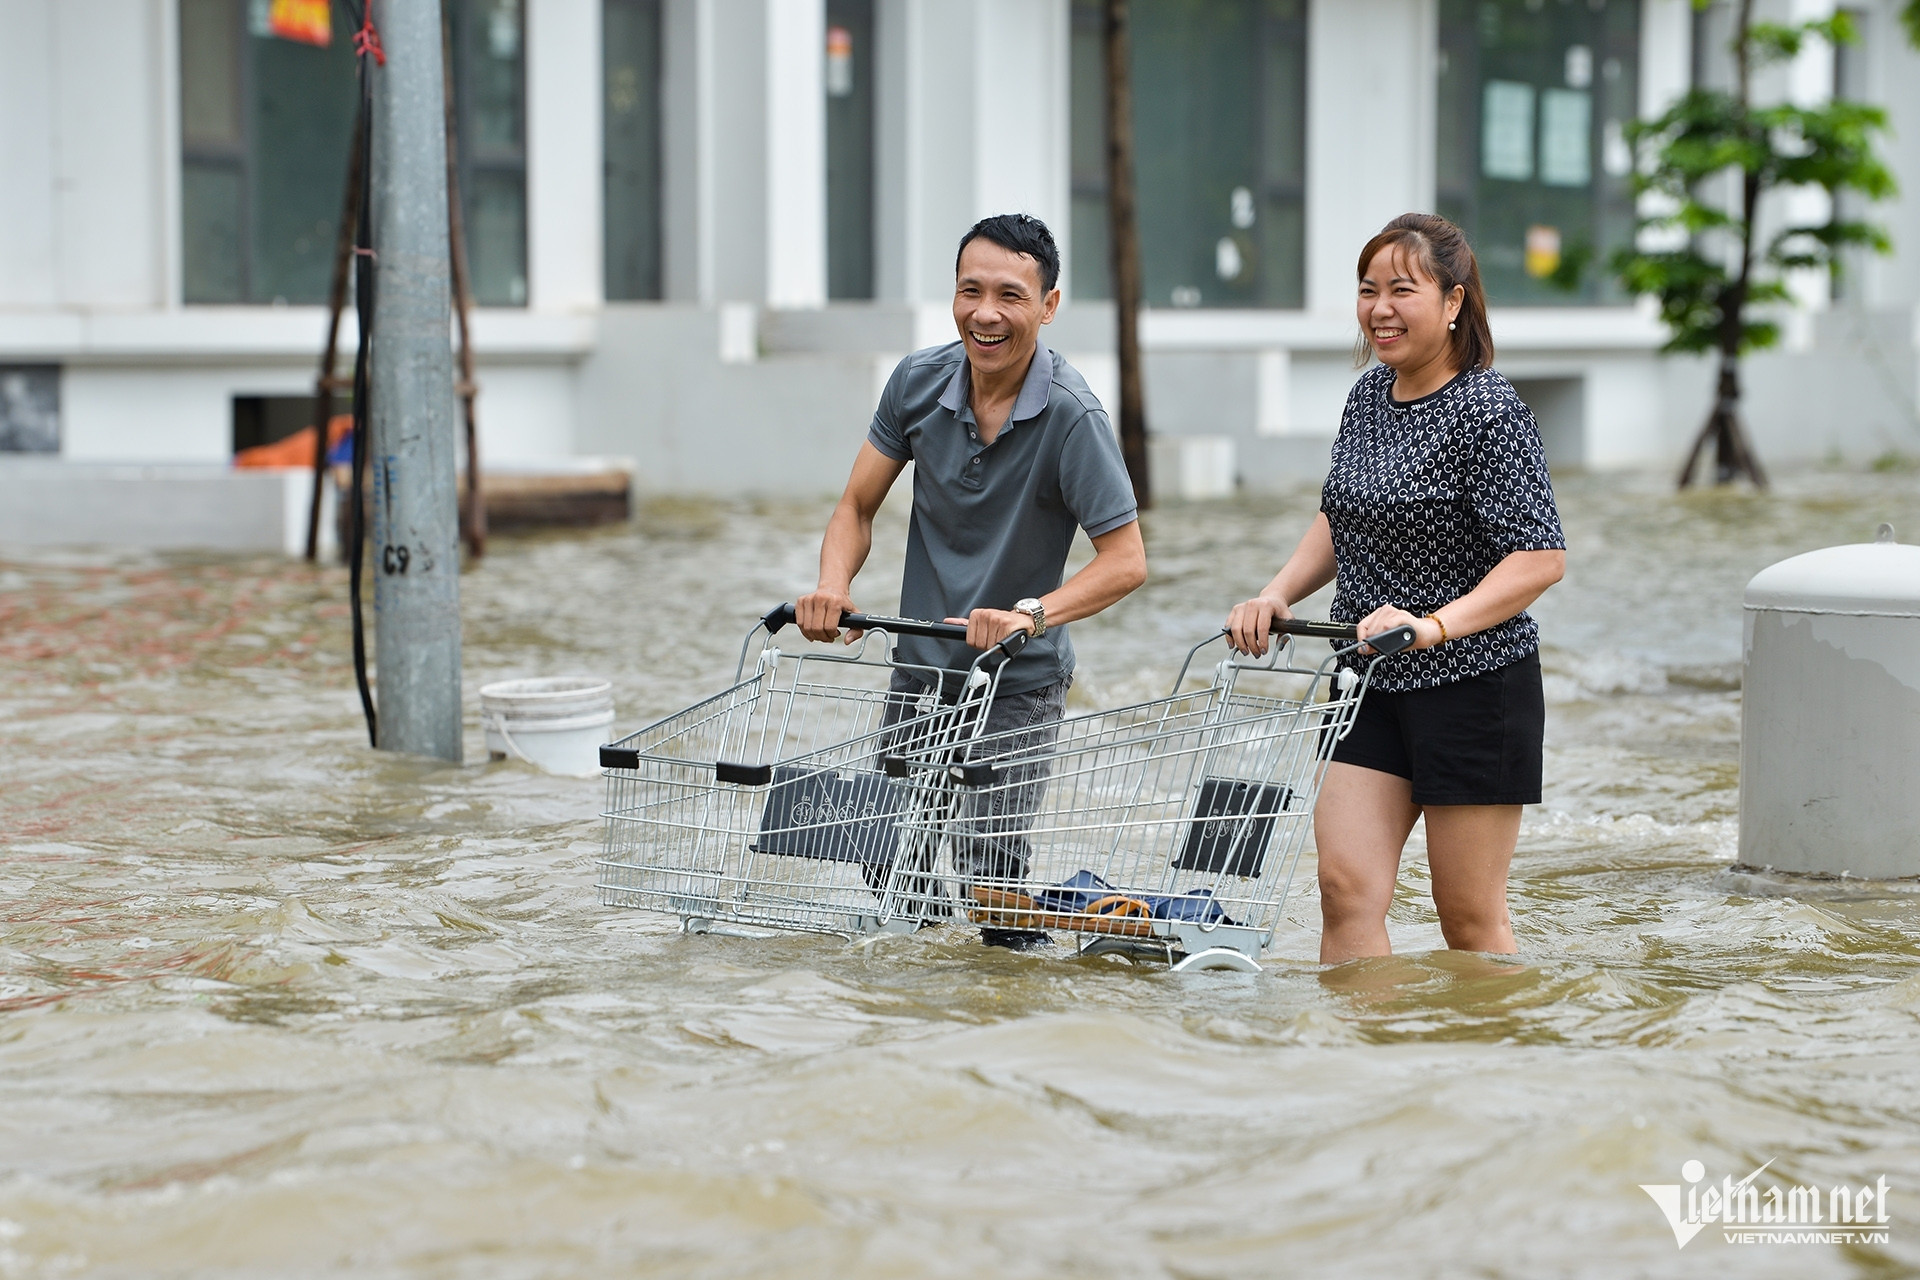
[370,0,463,761]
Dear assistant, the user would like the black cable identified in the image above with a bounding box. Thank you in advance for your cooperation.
[344,0,378,747]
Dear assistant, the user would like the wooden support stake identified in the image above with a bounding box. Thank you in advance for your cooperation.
[304,101,365,562]
[443,0,484,560]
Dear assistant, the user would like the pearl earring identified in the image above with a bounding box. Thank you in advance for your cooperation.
[1448,321,1456,330]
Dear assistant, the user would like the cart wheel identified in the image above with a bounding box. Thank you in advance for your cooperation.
[1079,937,1175,965]
[1170,947,1261,974]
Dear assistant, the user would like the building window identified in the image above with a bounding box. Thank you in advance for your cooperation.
[179,0,528,307]
[180,0,357,304]
[232,394,321,453]
[1070,0,1307,310]
[603,0,663,301]
[825,0,875,300]
[0,367,60,454]
[450,0,529,306]
[1436,0,1641,305]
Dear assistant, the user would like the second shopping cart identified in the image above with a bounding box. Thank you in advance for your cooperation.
[597,604,1413,968]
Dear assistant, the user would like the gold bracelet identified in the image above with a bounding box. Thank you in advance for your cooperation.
[1425,612,1449,644]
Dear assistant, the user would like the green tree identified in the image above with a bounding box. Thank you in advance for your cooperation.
[1611,0,1893,488]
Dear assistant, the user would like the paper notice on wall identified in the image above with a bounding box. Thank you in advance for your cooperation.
[1215,237,1244,281]
[1540,89,1592,187]
[1525,225,1562,279]
[826,26,853,97]
[1564,44,1593,90]
[1602,117,1632,177]
[268,0,330,46]
[1482,80,1535,182]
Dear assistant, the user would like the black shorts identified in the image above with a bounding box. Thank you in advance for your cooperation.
[1331,651,1544,806]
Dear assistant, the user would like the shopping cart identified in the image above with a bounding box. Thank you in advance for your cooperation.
[882,619,1416,971]
[596,603,1026,937]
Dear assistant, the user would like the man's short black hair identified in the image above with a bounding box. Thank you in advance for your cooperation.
[955,213,1060,294]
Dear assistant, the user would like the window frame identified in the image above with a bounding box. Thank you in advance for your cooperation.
[178,0,530,308]
[1435,0,1644,307]
[601,0,666,302]
[1068,0,1309,310]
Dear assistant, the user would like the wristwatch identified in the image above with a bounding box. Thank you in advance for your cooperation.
[1012,598,1047,636]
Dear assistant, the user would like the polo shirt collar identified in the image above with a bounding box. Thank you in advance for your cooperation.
[938,338,1055,423]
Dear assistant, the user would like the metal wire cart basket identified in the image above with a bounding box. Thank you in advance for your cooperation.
[596,604,1026,937]
[883,621,1415,971]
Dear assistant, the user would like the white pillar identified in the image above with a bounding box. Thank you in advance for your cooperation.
[1638,0,1692,118]
[1868,0,1920,310]
[874,0,1070,308]
[51,0,166,307]
[1628,0,1693,261]
[659,0,826,307]
[0,0,57,307]
[766,0,826,307]
[877,0,972,306]
[1305,0,1436,315]
[527,0,604,310]
[971,0,1070,277]
[1780,0,1837,342]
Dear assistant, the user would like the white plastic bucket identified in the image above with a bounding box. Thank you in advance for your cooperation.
[480,677,615,777]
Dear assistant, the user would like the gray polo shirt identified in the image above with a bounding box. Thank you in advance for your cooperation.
[867,338,1138,696]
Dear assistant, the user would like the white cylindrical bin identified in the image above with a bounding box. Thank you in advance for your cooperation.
[1740,525,1920,877]
[480,677,615,778]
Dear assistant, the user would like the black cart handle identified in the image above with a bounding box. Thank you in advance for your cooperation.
[760,602,1030,668]
[1265,619,1418,654]
[1173,619,1419,694]
[762,602,969,642]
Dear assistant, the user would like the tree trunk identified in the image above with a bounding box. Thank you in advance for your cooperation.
[1676,356,1766,488]
[442,1,486,558]
[1103,0,1150,510]
[1679,0,1768,489]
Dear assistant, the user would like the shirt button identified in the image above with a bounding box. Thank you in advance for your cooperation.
[971,457,981,466]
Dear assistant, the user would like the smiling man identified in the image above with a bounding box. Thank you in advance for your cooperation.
[795,213,1147,949]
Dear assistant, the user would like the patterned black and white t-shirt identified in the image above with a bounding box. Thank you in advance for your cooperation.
[1322,363,1564,692]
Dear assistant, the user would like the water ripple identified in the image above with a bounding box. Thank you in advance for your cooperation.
[3,470,1919,1276]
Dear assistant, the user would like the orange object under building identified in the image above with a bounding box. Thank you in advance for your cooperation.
[233,414,352,469]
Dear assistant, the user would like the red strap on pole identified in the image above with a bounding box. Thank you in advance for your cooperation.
[353,3,385,65]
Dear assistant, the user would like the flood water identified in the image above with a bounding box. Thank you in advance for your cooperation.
[5,468,1920,1278]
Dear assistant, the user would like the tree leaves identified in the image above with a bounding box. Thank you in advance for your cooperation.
[1610,12,1893,361]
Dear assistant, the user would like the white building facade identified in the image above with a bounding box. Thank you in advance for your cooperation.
[4,0,1920,522]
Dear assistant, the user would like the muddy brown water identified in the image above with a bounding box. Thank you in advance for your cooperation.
[4,470,1920,1278]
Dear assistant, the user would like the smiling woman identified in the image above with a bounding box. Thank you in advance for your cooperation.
[1351,214,1495,397]
[1226,212,1566,965]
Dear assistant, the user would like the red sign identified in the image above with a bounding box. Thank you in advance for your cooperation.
[269,0,331,47]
